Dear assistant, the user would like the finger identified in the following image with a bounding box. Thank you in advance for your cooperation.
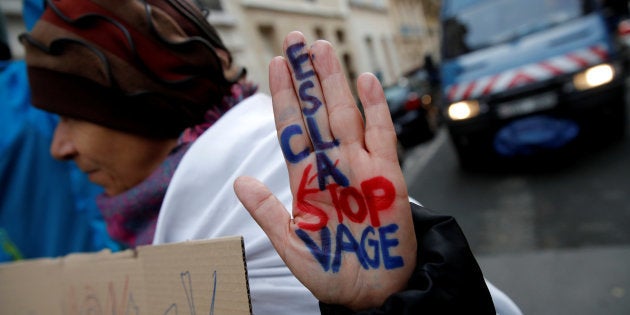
[282,31,336,154]
[270,56,313,172]
[358,73,398,162]
[309,40,364,148]
[233,176,292,254]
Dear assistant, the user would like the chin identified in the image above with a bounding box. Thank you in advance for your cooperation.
[103,188,124,196]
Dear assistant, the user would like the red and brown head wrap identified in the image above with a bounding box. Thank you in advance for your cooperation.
[21,0,234,138]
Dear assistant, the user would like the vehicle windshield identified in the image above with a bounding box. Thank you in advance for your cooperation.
[442,0,594,59]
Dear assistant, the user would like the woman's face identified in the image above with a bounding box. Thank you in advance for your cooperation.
[50,117,178,196]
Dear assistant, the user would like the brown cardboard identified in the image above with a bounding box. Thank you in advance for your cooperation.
[0,236,251,315]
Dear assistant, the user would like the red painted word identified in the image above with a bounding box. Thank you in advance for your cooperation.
[296,165,395,231]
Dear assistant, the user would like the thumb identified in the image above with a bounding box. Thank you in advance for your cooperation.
[233,176,292,252]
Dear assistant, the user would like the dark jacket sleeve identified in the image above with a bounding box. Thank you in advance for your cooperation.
[319,203,496,315]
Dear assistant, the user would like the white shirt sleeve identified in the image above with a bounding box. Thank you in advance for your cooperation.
[154,93,319,315]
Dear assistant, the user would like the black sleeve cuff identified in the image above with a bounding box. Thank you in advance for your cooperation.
[319,202,496,315]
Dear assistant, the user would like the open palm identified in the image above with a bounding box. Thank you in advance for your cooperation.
[234,31,416,310]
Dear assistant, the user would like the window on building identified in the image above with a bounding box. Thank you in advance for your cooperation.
[314,27,325,39]
[343,53,356,80]
[364,36,381,78]
[336,29,345,43]
[349,0,386,9]
[259,24,279,65]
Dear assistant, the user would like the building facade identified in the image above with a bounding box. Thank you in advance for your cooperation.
[387,0,441,74]
[2,0,440,94]
[204,0,399,94]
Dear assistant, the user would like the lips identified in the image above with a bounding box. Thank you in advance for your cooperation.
[74,161,96,175]
[79,167,102,184]
[85,170,100,180]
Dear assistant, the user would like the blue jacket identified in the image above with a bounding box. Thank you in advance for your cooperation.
[0,59,120,261]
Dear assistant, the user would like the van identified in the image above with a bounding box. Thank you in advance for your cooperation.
[439,0,627,169]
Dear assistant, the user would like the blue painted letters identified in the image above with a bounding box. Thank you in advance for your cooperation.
[297,223,403,272]
[280,125,310,163]
[285,42,348,190]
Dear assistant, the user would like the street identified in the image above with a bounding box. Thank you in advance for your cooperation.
[401,112,630,314]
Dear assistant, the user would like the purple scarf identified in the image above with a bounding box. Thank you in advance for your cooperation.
[97,82,257,248]
[96,143,190,247]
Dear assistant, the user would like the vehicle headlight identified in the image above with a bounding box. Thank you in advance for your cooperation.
[447,100,481,120]
[573,64,615,91]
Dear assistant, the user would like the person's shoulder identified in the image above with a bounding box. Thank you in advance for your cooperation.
[228,92,273,114]
[180,92,277,166]
[240,92,272,104]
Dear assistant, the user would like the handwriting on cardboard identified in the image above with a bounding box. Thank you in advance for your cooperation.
[0,237,251,315]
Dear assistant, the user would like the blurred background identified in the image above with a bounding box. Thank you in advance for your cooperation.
[2,0,629,314]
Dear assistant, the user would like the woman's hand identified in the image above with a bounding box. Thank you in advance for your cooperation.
[234,31,416,310]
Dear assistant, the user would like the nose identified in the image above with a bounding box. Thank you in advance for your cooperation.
[50,118,77,160]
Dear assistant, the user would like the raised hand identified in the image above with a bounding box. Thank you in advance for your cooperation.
[234,31,416,310]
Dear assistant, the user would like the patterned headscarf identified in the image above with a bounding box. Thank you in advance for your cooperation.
[21,0,236,138]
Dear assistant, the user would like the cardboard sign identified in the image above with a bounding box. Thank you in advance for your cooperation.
[0,236,251,315]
